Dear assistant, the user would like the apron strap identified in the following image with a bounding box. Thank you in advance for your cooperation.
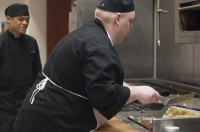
[29,72,88,104]
[29,75,48,104]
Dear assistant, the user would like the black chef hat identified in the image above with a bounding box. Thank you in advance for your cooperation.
[97,0,135,13]
[5,3,29,17]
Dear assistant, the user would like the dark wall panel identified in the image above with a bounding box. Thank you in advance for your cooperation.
[47,0,71,56]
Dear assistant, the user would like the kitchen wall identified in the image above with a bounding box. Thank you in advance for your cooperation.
[157,0,200,87]
[115,0,154,79]
[0,0,47,67]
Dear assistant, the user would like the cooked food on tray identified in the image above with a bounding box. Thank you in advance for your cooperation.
[163,106,200,118]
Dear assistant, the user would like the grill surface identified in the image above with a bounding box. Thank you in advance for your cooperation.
[116,81,200,132]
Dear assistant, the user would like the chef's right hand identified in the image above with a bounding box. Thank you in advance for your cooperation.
[126,85,160,105]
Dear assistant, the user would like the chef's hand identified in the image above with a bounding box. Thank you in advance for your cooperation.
[125,85,160,105]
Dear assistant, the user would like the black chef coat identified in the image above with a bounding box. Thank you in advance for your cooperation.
[14,19,130,132]
[0,30,42,132]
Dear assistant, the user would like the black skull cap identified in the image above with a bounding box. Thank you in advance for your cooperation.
[5,3,29,17]
[97,0,135,13]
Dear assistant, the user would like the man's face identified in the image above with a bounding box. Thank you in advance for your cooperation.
[7,16,30,37]
[115,11,135,44]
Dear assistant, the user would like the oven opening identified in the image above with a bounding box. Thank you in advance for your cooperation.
[179,1,200,31]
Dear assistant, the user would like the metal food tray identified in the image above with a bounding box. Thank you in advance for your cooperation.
[126,97,200,132]
[152,117,200,132]
[152,97,200,132]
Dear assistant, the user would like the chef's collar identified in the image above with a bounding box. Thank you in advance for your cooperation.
[6,29,24,38]
[106,30,113,46]
[94,18,113,46]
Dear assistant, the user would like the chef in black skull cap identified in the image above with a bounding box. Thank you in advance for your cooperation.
[0,3,42,132]
[14,0,160,132]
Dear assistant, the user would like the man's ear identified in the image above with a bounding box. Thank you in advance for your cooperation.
[114,13,121,26]
[6,16,11,23]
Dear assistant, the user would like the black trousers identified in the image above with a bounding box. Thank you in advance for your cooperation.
[0,90,26,132]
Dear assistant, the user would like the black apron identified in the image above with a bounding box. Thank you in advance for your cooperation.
[0,34,33,132]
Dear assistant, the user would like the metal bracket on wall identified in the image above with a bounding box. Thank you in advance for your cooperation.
[156,8,170,47]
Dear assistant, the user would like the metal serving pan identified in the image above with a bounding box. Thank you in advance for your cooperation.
[127,99,200,132]
[152,117,200,132]
[128,109,200,132]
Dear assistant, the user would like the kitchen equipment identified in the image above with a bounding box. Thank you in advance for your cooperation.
[123,93,200,132]
[160,92,196,106]
[128,115,152,131]
[127,107,200,132]
[117,81,200,132]
[164,126,180,132]
[153,117,200,132]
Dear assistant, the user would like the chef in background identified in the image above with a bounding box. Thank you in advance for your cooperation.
[14,0,160,132]
[0,3,42,132]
